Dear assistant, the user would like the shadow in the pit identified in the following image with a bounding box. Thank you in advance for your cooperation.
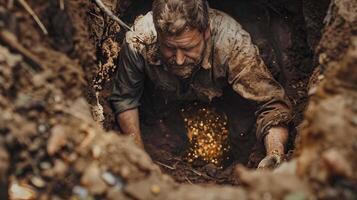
[139,88,266,184]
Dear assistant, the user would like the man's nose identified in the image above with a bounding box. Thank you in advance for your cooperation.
[175,49,185,65]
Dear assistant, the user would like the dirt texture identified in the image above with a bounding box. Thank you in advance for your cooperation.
[0,0,356,199]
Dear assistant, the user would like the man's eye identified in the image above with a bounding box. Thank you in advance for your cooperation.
[162,44,174,50]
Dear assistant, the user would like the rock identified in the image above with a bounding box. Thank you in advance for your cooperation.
[92,145,102,159]
[102,171,117,186]
[9,182,37,200]
[73,185,89,199]
[150,184,161,195]
[30,176,45,188]
[39,162,51,170]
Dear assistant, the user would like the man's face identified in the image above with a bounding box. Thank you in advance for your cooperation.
[158,28,209,79]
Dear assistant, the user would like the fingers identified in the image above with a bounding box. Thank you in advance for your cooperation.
[257,154,282,169]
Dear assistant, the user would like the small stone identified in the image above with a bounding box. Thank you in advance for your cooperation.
[40,162,51,170]
[30,176,45,188]
[38,124,47,133]
[73,185,88,198]
[42,168,55,178]
[101,171,117,186]
[150,184,161,195]
[92,145,102,159]
[54,95,61,102]
[9,182,37,200]
[68,153,78,162]
[119,166,130,179]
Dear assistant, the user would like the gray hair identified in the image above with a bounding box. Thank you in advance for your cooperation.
[152,0,209,35]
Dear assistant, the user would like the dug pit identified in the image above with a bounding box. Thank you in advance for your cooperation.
[96,0,330,185]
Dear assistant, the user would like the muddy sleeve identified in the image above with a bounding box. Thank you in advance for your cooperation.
[109,41,145,116]
[227,30,293,141]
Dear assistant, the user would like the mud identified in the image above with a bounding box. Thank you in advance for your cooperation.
[0,0,356,199]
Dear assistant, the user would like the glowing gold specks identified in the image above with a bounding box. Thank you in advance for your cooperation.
[181,105,230,167]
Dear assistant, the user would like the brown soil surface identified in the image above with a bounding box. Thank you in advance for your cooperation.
[0,0,356,199]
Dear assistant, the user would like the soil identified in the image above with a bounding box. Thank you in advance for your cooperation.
[0,0,356,199]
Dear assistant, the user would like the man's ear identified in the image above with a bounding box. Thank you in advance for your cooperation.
[204,27,211,40]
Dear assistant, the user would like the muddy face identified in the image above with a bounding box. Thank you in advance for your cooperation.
[158,27,209,78]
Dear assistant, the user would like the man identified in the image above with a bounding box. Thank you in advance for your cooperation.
[109,0,292,169]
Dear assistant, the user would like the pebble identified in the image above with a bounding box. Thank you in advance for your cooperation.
[101,171,117,186]
[73,185,88,198]
[92,145,102,159]
[40,162,51,170]
[9,182,37,200]
[38,124,47,133]
[150,184,161,195]
[30,176,46,188]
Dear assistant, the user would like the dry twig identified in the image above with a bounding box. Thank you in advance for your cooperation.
[190,168,203,176]
[155,161,176,170]
[93,0,132,31]
[185,176,193,184]
[188,168,217,181]
[17,0,48,35]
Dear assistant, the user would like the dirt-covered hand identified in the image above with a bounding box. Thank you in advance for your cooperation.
[257,154,282,169]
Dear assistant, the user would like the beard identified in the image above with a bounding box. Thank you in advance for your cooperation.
[166,57,201,79]
[168,64,198,79]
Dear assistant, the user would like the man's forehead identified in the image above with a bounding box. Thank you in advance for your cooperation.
[159,28,202,46]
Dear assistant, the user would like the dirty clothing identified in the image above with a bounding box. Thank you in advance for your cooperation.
[109,9,293,141]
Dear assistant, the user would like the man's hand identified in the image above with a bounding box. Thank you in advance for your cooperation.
[258,126,288,169]
[257,151,283,169]
[117,108,144,148]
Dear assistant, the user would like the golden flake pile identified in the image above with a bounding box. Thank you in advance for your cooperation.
[181,104,230,167]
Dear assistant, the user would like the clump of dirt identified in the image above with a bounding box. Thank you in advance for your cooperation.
[296,2,357,198]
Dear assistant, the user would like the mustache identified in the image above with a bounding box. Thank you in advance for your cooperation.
[170,64,196,69]
[168,57,197,66]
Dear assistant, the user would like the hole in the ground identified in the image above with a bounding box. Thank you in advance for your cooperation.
[114,0,330,184]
